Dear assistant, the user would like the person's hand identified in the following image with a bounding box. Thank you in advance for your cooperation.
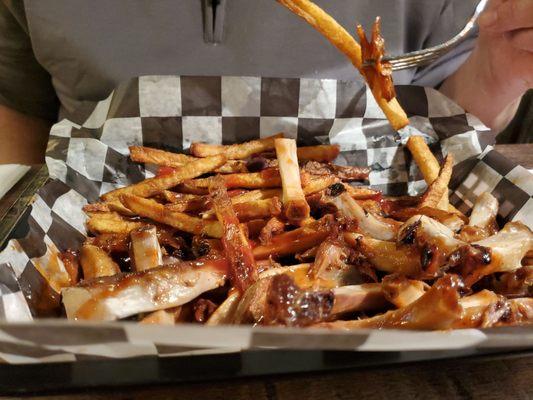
[441,0,533,130]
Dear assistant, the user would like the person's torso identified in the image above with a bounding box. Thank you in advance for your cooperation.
[23,0,457,122]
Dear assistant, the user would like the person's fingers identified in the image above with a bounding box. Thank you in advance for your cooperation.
[508,28,533,52]
[479,0,533,32]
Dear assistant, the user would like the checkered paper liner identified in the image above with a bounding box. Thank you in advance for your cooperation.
[0,75,531,364]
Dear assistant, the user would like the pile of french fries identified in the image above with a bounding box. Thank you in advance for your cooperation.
[57,134,532,329]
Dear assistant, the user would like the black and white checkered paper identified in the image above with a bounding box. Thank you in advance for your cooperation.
[0,75,531,364]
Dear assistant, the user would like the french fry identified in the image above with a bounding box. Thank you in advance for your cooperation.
[130,225,163,271]
[343,184,381,199]
[102,154,226,201]
[183,169,282,190]
[164,194,209,213]
[190,133,283,159]
[253,217,333,259]
[233,198,282,222]
[211,176,258,293]
[406,137,440,184]
[129,146,196,166]
[120,194,223,238]
[275,138,310,224]
[303,175,339,196]
[406,137,460,213]
[277,0,408,130]
[419,154,453,209]
[79,244,120,279]
[297,145,340,162]
[86,212,144,235]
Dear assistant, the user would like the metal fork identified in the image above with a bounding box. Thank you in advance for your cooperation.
[365,0,488,70]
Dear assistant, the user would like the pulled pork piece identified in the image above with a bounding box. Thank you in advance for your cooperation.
[329,192,400,241]
[302,161,370,181]
[264,274,335,327]
[490,266,533,297]
[398,215,465,277]
[452,222,533,286]
[357,17,395,102]
[62,258,229,321]
[344,232,422,277]
[259,217,286,245]
[497,298,533,326]
[308,229,351,283]
[193,298,219,323]
[316,274,464,330]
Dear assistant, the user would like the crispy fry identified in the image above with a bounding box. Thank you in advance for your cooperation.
[253,216,333,259]
[182,169,282,191]
[303,175,340,196]
[297,145,340,162]
[276,138,310,224]
[418,154,454,209]
[190,133,283,159]
[233,198,282,222]
[406,137,440,184]
[129,145,196,166]
[277,0,408,130]
[80,244,120,279]
[121,194,223,238]
[86,212,144,235]
[406,137,459,212]
[211,176,258,293]
[102,154,226,201]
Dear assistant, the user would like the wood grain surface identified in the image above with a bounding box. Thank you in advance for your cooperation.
[6,353,532,400]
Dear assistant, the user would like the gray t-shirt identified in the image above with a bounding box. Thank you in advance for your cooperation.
[0,0,477,124]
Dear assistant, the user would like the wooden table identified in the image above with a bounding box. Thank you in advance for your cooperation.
[0,144,531,399]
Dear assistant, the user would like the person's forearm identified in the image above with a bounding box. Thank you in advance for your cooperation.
[0,104,51,164]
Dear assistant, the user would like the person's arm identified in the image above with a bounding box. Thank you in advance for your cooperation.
[0,104,51,164]
[0,1,58,164]
[440,0,533,131]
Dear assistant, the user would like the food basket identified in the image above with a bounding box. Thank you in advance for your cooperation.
[0,75,531,368]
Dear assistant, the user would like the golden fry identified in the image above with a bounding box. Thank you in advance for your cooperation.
[190,133,284,159]
[129,146,196,166]
[297,145,340,162]
[121,194,223,238]
[277,0,408,130]
[102,154,226,201]
[86,212,144,235]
